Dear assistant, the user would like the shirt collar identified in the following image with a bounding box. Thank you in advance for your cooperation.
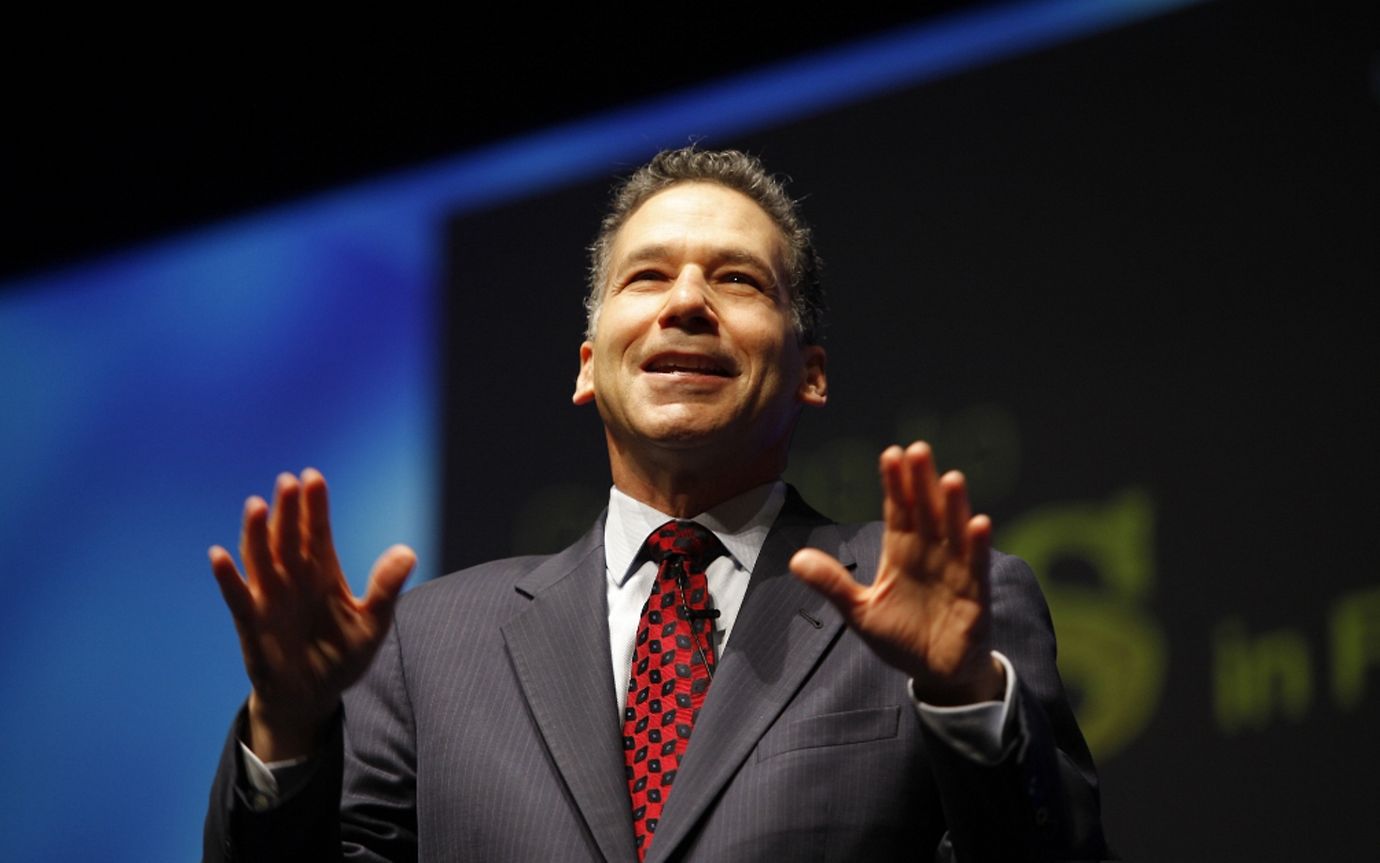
[604,481,787,587]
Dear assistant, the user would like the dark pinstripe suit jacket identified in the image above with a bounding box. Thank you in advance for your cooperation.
[205,490,1107,862]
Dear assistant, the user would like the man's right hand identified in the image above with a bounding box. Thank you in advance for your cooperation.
[210,468,415,762]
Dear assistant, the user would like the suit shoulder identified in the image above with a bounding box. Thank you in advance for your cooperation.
[400,553,549,601]
[391,553,556,630]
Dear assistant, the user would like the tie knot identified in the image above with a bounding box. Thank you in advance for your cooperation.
[644,520,723,572]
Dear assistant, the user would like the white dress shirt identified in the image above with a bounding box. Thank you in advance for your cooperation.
[604,481,784,714]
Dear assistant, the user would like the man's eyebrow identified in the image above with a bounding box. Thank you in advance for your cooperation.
[615,244,780,278]
[612,244,677,271]
[714,248,778,275]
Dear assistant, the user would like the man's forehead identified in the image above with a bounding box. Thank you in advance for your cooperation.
[608,181,789,272]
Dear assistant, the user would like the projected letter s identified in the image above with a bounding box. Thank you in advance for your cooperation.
[1000,489,1165,761]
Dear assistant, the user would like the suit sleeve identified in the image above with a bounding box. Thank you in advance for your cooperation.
[201,705,345,863]
[202,617,420,863]
[922,552,1110,862]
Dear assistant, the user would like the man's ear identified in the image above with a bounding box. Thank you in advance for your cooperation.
[797,344,828,407]
[572,341,596,405]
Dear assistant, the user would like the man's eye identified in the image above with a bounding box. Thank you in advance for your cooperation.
[628,270,667,284]
[722,272,762,289]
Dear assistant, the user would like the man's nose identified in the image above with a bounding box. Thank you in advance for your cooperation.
[659,267,717,332]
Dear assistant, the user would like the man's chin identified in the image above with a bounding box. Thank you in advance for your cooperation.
[606,414,739,453]
[640,423,727,448]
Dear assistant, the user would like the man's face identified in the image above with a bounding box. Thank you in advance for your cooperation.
[573,182,826,465]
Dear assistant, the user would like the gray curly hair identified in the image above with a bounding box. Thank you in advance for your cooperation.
[584,147,825,344]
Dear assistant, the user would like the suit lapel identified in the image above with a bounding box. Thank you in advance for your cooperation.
[646,490,857,863]
[501,518,638,863]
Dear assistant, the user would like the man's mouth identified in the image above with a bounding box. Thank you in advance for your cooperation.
[642,353,735,377]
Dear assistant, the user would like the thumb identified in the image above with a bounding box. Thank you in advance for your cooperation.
[790,548,864,617]
[363,544,416,621]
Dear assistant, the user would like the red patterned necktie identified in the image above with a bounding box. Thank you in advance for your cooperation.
[623,520,724,861]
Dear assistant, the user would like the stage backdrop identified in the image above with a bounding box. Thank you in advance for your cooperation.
[1,2,1374,860]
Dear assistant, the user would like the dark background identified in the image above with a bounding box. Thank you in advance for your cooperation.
[3,10,956,280]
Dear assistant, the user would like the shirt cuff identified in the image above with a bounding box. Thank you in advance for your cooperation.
[238,742,312,811]
[910,651,1017,765]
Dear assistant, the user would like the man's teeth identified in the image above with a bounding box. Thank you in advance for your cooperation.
[650,360,727,375]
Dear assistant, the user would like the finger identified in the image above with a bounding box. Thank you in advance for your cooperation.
[240,496,283,597]
[209,545,255,624]
[904,442,943,541]
[967,514,993,603]
[879,446,910,532]
[300,468,341,573]
[940,471,972,551]
[790,548,866,618]
[362,545,416,625]
[269,473,304,572]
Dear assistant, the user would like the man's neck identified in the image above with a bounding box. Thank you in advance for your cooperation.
[608,472,776,518]
[607,461,784,518]
[603,430,789,517]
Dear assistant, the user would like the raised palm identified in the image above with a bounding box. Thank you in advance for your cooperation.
[210,469,414,759]
[790,442,1003,705]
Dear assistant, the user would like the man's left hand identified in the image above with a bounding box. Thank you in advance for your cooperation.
[790,441,1005,705]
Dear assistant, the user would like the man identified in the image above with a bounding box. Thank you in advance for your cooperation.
[205,148,1108,861]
